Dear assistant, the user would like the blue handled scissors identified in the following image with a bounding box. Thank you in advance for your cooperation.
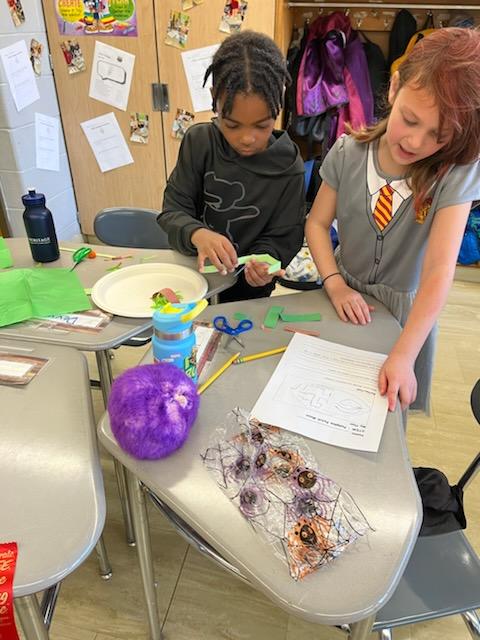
[213,315,253,348]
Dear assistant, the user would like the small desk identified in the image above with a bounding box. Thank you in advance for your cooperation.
[0,340,107,639]
[98,291,422,639]
[2,238,234,543]
[2,238,234,397]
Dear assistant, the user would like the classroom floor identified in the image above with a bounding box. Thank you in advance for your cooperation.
[39,280,479,640]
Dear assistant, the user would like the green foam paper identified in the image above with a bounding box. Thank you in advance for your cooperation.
[233,312,250,321]
[263,306,284,329]
[202,253,281,275]
[0,237,13,269]
[280,312,322,323]
[0,268,91,327]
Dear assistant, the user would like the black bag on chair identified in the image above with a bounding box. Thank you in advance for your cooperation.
[414,467,467,536]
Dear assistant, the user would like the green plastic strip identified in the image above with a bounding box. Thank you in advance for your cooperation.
[280,312,322,323]
[0,237,13,269]
[233,312,250,321]
[263,305,284,329]
[0,268,91,327]
[202,253,281,275]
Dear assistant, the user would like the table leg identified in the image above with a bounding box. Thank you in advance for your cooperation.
[348,614,375,639]
[95,535,113,579]
[40,583,61,629]
[96,350,136,546]
[15,594,49,640]
[125,469,163,640]
[114,459,136,546]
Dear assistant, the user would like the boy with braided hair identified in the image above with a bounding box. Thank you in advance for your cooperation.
[158,31,305,301]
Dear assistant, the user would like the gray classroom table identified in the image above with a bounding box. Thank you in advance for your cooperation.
[0,340,107,639]
[98,290,422,640]
[2,238,234,543]
[2,238,234,396]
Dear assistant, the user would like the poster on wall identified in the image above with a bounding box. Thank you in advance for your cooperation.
[55,0,138,37]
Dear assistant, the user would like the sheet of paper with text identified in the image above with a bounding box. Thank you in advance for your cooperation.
[251,333,389,452]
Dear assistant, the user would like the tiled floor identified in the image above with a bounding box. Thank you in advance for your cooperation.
[38,280,479,640]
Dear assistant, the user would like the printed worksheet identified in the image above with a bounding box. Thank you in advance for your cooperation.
[251,333,389,452]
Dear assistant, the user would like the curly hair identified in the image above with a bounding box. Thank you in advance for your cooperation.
[203,30,290,119]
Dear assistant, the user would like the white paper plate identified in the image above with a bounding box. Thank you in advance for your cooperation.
[91,263,208,318]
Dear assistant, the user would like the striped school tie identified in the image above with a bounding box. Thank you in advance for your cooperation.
[373,184,394,231]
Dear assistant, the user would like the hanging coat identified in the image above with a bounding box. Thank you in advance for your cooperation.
[296,12,351,117]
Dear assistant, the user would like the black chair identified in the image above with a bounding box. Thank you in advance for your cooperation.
[373,379,480,639]
[94,207,170,250]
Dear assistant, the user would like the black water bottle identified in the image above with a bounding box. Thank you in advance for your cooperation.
[22,188,60,263]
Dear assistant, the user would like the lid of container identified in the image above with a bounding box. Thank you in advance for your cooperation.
[22,188,46,207]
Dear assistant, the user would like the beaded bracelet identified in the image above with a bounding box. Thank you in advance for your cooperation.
[322,271,341,285]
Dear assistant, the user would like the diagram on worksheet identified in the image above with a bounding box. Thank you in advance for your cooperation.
[279,378,371,418]
[251,333,389,452]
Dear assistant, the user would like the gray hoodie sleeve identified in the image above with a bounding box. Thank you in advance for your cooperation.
[157,127,207,255]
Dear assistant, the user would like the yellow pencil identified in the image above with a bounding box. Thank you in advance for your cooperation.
[233,346,287,364]
[197,352,241,395]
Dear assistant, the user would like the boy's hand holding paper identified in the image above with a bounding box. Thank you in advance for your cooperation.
[191,228,238,275]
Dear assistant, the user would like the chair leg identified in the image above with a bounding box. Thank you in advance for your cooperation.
[15,594,49,640]
[40,583,61,629]
[462,610,480,638]
[95,535,113,579]
[348,614,375,640]
[125,469,163,640]
[378,629,393,640]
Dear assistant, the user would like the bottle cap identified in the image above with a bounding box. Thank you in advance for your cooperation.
[22,189,46,207]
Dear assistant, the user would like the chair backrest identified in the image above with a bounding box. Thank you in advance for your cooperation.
[94,207,170,249]
[471,378,480,425]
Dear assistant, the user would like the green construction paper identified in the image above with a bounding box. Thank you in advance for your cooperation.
[280,312,322,322]
[263,305,284,329]
[234,312,250,321]
[0,237,13,269]
[0,268,91,327]
[202,253,281,275]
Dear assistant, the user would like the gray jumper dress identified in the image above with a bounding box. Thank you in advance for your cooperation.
[320,135,480,412]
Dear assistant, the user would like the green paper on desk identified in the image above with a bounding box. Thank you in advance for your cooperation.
[263,306,284,329]
[0,268,91,327]
[280,312,322,322]
[0,237,13,269]
[202,253,281,274]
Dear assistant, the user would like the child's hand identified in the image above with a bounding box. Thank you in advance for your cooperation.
[379,352,418,412]
[244,258,285,288]
[191,228,238,275]
[324,278,375,325]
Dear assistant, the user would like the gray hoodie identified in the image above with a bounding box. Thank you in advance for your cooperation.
[158,121,305,267]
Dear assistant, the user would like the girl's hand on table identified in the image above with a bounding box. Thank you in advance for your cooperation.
[325,278,375,325]
[379,352,417,412]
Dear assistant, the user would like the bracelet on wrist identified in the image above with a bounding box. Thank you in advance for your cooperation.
[321,271,341,285]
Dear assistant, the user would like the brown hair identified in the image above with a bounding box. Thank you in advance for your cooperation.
[350,28,480,212]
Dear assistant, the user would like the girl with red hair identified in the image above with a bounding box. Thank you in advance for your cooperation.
[306,28,480,413]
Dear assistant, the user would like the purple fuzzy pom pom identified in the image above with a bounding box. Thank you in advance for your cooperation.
[108,363,200,460]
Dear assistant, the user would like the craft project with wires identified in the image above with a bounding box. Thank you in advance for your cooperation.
[202,409,371,581]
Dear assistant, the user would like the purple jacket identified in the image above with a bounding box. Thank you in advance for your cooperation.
[296,12,374,132]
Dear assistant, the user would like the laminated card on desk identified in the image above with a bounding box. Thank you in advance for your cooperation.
[250,333,389,453]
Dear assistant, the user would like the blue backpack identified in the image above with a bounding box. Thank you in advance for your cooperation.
[458,207,480,265]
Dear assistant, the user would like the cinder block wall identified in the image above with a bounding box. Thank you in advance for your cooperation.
[0,0,80,239]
